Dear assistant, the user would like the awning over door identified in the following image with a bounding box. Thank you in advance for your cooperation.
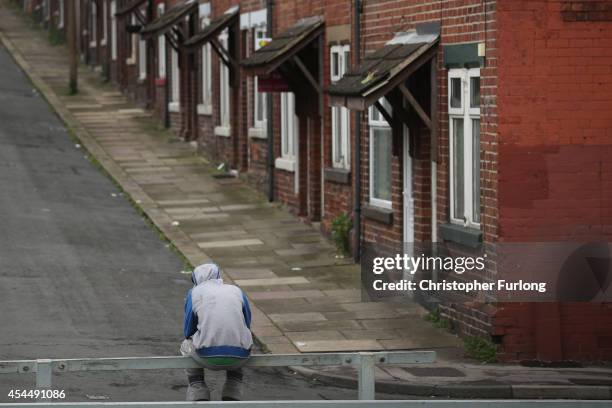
[241,16,324,76]
[140,1,198,40]
[328,22,440,112]
[184,6,239,49]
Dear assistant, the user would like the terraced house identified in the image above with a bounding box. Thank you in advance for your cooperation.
[20,0,612,362]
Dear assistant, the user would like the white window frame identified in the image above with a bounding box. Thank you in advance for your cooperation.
[330,44,351,169]
[253,25,267,130]
[110,1,117,60]
[127,15,137,64]
[156,4,166,78]
[169,49,180,112]
[89,3,97,48]
[448,68,481,227]
[138,37,147,80]
[368,98,393,209]
[198,17,212,115]
[275,92,299,177]
[58,0,64,29]
[101,0,107,46]
[217,29,231,131]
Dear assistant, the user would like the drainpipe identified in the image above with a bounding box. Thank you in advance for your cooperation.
[353,0,362,262]
[266,0,275,202]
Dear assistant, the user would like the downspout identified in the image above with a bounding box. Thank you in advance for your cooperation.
[266,0,275,201]
[353,0,362,262]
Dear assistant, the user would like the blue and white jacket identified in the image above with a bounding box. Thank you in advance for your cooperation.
[184,264,253,358]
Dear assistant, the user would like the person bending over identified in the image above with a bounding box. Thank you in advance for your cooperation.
[181,263,252,401]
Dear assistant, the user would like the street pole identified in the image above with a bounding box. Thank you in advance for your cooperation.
[68,0,78,94]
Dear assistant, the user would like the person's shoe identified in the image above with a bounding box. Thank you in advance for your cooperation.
[186,383,210,401]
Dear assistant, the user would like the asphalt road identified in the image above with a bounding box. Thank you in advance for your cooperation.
[0,44,409,402]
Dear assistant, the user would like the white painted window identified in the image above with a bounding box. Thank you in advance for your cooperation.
[138,37,147,80]
[279,92,298,164]
[101,0,107,45]
[369,98,393,209]
[448,68,481,227]
[253,25,267,129]
[110,1,117,60]
[58,0,64,28]
[219,29,230,127]
[199,17,212,113]
[157,4,166,78]
[330,44,351,169]
[89,3,97,48]
[129,15,137,63]
[170,49,180,110]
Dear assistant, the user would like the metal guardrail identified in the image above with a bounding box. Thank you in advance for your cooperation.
[0,351,435,401]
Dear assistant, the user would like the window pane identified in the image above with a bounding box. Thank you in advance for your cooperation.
[470,77,480,108]
[333,107,342,164]
[452,118,465,220]
[450,78,462,109]
[372,127,392,202]
[472,119,481,223]
[332,52,339,77]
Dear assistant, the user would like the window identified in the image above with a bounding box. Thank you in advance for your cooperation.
[170,49,180,110]
[128,15,137,63]
[448,68,481,227]
[157,4,166,78]
[253,25,267,129]
[199,18,212,113]
[101,1,107,45]
[58,0,64,28]
[369,98,392,208]
[89,3,97,48]
[218,29,230,127]
[275,92,299,176]
[138,37,147,80]
[110,1,117,60]
[330,44,350,169]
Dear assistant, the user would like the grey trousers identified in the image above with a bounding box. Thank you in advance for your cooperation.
[180,339,247,401]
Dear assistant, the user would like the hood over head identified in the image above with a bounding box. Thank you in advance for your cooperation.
[192,263,222,285]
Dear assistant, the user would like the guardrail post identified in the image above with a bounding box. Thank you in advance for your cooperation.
[36,359,52,390]
[358,352,375,400]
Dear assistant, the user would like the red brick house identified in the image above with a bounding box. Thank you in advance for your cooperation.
[25,0,612,362]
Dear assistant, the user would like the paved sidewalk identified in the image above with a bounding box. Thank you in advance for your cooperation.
[2,1,612,399]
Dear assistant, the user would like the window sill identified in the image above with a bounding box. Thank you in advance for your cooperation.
[324,167,350,184]
[214,126,231,137]
[168,102,180,113]
[100,39,107,46]
[89,41,97,48]
[248,127,267,139]
[363,204,393,225]
[197,104,212,116]
[439,223,482,248]
[275,157,296,172]
[126,57,136,66]
[138,76,146,83]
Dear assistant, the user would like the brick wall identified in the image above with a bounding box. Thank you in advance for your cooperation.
[493,0,612,361]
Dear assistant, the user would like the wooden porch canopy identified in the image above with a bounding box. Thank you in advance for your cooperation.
[241,16,324,115]
[115,0,148,24]
[140,2,198,50]
[184,6,240,75]
[329,22,440,158]
[327,23,440,129]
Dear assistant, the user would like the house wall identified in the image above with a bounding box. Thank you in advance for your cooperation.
[358,0,499,344]
[493,0,612,362]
